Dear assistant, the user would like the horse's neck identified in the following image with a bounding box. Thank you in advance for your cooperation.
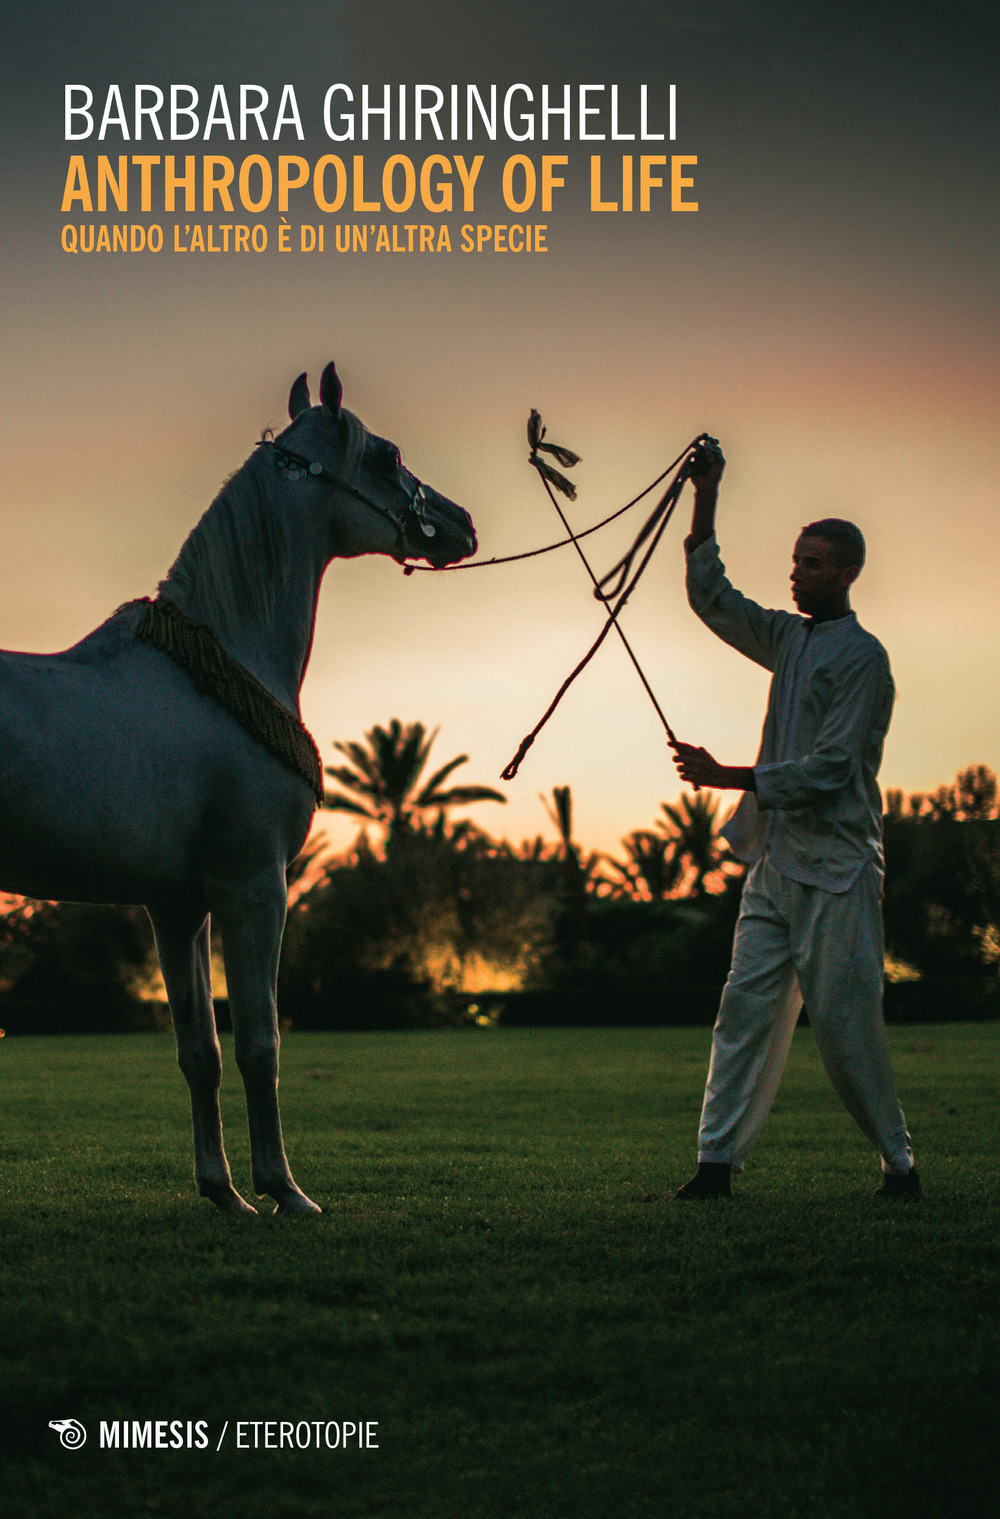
[161,473,327,714]
[215,556,324,713]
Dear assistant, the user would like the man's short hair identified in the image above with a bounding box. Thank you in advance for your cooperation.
[800,518,866,570]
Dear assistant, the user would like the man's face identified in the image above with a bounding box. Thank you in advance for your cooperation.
[790,534,856,618]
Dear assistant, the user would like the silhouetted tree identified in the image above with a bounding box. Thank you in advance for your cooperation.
[658,791,733,898]
[539,785,603,958]
[0,898,159,1032]
[883,765,1000,978]
[886,763,999,823]
[280,816,554,1021]
[323,719,506,838]
[540,786,601,891]
[604,830,683,901]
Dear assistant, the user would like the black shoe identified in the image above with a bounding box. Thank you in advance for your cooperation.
[873,1167,923,1200]
[673,1162,732,1200]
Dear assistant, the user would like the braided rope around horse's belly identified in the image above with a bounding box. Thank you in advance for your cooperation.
[136,596,325,805]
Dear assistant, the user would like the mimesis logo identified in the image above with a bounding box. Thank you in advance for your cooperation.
[48,1419,87,1449]
[44,1414,379,1454]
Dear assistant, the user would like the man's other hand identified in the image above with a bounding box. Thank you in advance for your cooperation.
[686,436,726,493]
[670,741,756,792]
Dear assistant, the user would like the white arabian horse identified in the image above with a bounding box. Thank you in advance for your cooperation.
[0,362,476,1214]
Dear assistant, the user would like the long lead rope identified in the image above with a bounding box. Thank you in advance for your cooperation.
[401,450,690,574]
[499,419,710,780]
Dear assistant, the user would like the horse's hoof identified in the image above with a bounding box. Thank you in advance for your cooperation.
[272,1192,323,1218]
[200,1183,258,1215]
[225,1196,260,1216]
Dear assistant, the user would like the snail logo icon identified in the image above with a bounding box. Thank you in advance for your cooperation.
[49,1418,87,1449]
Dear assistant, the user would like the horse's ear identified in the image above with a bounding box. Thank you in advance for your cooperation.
[319,362,343,418]
[288,372,311,419]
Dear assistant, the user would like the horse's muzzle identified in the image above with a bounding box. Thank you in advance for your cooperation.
[405,488,477,567]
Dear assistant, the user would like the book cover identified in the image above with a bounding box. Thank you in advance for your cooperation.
[2,3,996,1515]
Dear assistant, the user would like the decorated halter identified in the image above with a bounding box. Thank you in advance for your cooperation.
[258,437,437,557]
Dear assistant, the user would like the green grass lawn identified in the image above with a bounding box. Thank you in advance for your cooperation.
[0,1024,997,1519]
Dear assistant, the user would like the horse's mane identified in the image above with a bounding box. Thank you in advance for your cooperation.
[338,408,367,475]
[159,410,368,639]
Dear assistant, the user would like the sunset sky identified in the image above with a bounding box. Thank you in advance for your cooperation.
[2,0,997,856]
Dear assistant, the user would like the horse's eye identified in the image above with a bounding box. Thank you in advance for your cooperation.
[371,441,401,472]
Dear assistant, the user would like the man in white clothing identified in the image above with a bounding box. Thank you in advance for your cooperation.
[670,439,920,1200]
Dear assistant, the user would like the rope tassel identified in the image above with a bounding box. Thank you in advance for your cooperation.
[531,457,578,500]
[527,410,581,499]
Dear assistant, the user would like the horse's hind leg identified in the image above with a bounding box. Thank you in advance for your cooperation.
[146,903,257,1215]
[212,874,321,1217]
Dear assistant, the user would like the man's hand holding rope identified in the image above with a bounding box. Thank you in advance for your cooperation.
[671,742,756,792]
[684,433,726,551]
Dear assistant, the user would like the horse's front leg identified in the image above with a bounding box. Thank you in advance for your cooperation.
[212,874,321,1216]
[146,904,257,1214]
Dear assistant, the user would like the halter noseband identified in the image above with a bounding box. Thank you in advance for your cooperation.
[259,438,437,555]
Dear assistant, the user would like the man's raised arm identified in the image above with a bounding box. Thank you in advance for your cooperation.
[671,437,756,790]
[685,436,725,550]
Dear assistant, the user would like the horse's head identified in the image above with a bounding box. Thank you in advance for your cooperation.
[271,363,477,569]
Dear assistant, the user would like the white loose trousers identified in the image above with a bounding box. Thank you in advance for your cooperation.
[697,855,914,1174]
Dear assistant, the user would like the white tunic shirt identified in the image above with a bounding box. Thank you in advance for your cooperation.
[686,535,894,892]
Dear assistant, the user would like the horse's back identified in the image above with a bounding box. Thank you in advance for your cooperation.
[0,607,313,904]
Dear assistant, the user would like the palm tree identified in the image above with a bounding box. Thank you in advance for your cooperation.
[540,786,602,890]
[323,719,506,838]
[541,785,576,862]
[539,784,599,958]
[604,829,683,901]
[657,791,729,898]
